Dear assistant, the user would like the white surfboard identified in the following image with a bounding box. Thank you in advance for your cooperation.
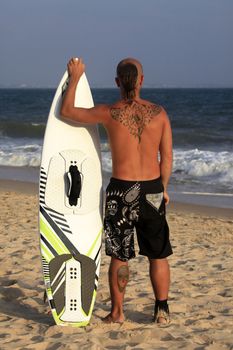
[39,69,103,327]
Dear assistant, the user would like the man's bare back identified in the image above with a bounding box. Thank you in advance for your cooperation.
[104,99,167,180]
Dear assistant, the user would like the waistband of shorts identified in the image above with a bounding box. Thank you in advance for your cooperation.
[109,176,164,192]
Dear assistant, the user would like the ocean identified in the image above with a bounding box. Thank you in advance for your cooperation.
[0,88,233,208]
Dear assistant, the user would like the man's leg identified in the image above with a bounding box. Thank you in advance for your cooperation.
[149,257,171,323]
[149,257,170,299]
[103,256,129,323]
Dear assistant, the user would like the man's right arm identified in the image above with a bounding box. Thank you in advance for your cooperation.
[60,57,110,125]
[159,110,173,204]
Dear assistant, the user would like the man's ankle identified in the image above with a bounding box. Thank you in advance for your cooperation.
[109,310,124,322]
[111,307,124,316]
[155,299,169,313]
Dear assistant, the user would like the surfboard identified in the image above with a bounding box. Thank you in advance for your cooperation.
[39,69,103,327]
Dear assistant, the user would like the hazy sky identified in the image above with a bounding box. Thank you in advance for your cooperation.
[1,0,233,88]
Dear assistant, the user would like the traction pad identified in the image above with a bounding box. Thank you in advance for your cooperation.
[49,253,96,318]
[44,149,99,214]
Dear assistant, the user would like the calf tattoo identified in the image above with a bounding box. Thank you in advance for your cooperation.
[110,101,162,142]
[117,265,129,293]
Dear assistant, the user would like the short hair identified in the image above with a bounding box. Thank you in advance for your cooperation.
[117,61,138,100]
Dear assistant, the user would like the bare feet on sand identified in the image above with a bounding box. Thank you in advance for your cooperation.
[102,313,124,324]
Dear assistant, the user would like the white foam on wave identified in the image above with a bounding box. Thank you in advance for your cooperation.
[0,140,232,191]
[174,149,230,172]
[173,149,233,186]
[100,142,110,152]
[0,140,112,169]
[101,148,233,185]
[0,139,42,167]
[101,151,112,173]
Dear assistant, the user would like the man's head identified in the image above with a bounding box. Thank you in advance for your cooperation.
[115,58,144,100]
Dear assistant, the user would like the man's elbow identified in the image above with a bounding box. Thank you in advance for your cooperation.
[60,105,71,120]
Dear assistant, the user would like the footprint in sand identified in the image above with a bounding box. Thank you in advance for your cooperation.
[0,279,17,287]
[1,287,25,301]
[218,290,232,297]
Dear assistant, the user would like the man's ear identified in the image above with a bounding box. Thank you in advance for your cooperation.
[115,77,120,87]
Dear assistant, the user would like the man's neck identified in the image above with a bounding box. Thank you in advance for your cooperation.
[120,89,141,101]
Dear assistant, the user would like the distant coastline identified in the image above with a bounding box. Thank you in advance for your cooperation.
[1,86,233,90]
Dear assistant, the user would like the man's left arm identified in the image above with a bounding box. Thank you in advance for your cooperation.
[60,58,109,124]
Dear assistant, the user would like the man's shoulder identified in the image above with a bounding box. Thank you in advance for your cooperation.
[94,103,110,111]
[105,99,169,122]
[93,103,112,117]
[139,99,168,119]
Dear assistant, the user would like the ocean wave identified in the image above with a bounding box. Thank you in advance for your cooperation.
[0,142,232,191]
[101,151,112,172]
[173,149,233,189]
[0,141,42,167]
[100,142,110,152]
[100,149,233,188]
[0,121,109,143]
[173,149,233,175]
[0,121,45,138]
[0,153,40,167]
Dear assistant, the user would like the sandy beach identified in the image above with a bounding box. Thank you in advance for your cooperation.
[0,180,233,350]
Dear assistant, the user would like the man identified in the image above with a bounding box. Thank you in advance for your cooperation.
[60,57,173,325]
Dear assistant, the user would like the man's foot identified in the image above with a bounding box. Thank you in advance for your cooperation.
[153,300,171,326]
[102,313,124,324]
[154,308,171,325]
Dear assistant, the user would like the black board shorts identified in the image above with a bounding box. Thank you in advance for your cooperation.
[104,177,173,261]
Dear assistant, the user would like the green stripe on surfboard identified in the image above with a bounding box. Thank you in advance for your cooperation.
[87,227,103,257]
[40,216,70,255]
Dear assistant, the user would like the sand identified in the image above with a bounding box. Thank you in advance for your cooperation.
[0,183,233,350]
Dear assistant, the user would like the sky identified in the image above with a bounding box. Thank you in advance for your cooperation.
[1,0,233,88]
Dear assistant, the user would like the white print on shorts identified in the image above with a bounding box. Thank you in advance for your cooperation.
[146,192,163,211]
[106,199,118,216]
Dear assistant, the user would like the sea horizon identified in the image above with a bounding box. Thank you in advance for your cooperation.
[1,86,233,90]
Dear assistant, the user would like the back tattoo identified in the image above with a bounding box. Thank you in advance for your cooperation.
[110,101,162,142]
